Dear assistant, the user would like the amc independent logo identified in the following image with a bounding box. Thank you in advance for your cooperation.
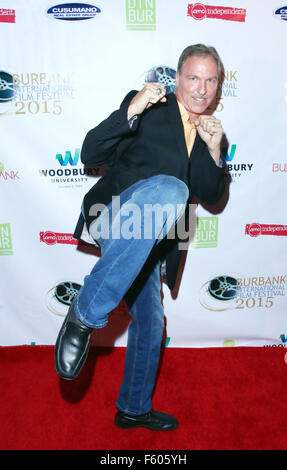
[40,231,78,245]
[187,3,246,22]
[245,223,287,237]
[0,9,15,23]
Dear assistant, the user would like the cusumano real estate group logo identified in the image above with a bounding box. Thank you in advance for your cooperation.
[274,6,287,21]
[46,3,101,21]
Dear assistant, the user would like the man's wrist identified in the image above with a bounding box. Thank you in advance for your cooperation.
[208,146,221,166]
[127,103,137,121]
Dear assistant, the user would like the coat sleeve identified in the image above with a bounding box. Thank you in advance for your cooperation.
[190,137,227,205]
[81,90,139,166]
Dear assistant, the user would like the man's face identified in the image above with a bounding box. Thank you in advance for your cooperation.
[175,54,219,121]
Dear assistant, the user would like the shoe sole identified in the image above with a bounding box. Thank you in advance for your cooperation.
[114,415,178,431]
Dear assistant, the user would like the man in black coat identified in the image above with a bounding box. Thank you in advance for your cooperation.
[55,44,227,431]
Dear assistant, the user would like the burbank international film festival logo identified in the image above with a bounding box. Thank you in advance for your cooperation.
[199,273,286,312]
[207,68,240,114]
[272,162,287,172]
[0,69,76,116]
[0,161,20,181]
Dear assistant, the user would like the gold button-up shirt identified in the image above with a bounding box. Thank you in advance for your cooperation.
[176,99,197,157]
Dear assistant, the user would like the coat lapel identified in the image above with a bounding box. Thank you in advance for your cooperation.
[165,93,190,160]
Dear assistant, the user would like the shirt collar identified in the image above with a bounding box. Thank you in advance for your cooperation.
[176,99,195,127]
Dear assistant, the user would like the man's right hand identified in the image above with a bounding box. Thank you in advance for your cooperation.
[127,83,166,120]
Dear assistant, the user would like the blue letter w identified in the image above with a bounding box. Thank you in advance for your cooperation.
[56,148,80,166]
[222,144,237,162]
[280,334,287,343]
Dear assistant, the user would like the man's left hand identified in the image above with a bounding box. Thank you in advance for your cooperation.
[195,115,223,165]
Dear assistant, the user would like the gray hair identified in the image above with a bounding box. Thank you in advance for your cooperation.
[177,44,223,79]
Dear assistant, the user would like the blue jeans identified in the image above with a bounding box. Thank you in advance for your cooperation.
[74,174,189,415]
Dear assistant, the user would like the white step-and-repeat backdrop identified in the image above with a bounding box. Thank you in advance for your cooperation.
[1,1,286,348]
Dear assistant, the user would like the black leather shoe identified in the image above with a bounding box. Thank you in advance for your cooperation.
[54,301,93,380]
[114,409,178,431]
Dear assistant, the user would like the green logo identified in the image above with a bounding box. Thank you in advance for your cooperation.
[0,223,13,255]
[191,217,218,248]
[223,339,235,347]
[126,0,156,31]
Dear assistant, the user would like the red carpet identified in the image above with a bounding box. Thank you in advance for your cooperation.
[0,345,287,450]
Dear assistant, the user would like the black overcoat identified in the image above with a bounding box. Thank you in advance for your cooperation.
[74,91,226,290]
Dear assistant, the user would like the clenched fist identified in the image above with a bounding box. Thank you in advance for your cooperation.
[195,115,223,165]
[127,83,167,120]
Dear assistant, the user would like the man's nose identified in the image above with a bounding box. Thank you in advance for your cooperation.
[198,81,207,96]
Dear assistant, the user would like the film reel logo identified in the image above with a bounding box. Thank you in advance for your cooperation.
[0,70,16,114]
[0,71,15,101]
[199,275,239,311]
[145,66,176,94]
[46,280,82,316]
